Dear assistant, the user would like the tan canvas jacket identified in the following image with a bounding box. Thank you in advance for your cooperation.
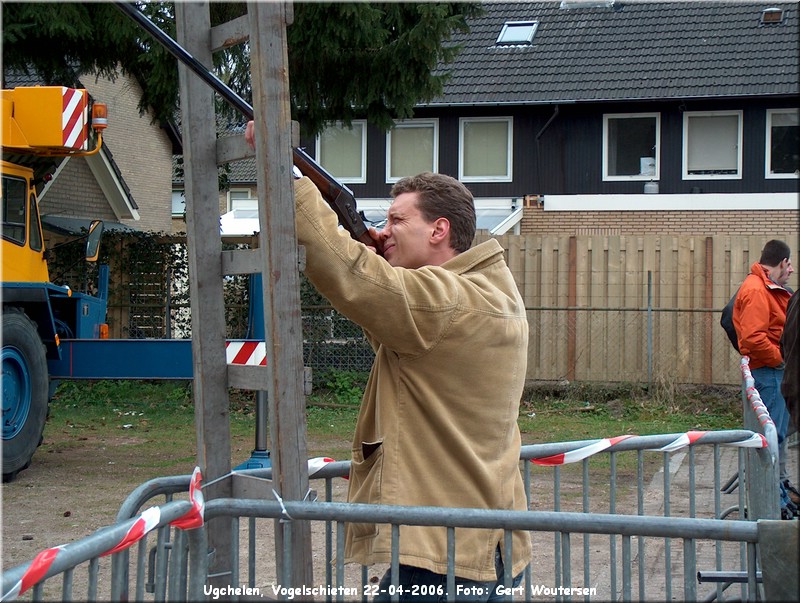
[294,177,531,582]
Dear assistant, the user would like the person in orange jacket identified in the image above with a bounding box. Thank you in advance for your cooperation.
[733,239,796,518]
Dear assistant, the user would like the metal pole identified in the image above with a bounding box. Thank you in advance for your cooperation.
[165,266,172,338]
[235,273,271,469]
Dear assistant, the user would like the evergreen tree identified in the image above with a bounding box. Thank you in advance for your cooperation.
[2,1,481,135]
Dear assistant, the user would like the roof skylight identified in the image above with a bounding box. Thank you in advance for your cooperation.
[496,21,538,46]
[760,7,785,25]
[560,0,615,8]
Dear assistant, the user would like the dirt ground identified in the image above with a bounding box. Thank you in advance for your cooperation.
[0,416,340,557]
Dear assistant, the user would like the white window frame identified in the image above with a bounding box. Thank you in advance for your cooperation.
[458,117,513,183]
[171,190,185,217]
[227,187,258,212]
[496,21,538,46]
[385,119,439,183]
[682,110,743,180]
[315,120,367,184]
[602,113,661,181]
[765,108,799,179]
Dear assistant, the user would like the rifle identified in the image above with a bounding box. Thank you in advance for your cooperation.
[113,1,377,250]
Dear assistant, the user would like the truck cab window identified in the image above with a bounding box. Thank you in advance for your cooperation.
[28,192,43,252]
[1,175,27,245]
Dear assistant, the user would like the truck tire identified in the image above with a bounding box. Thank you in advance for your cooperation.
[2,308,49,482]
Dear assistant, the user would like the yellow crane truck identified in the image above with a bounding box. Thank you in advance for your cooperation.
[2,86,108,481]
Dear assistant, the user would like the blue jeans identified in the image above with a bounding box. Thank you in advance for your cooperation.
[750,366,791,508]
[374,547,524,602]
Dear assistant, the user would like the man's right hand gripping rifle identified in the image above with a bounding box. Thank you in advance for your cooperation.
[245,121,383,256]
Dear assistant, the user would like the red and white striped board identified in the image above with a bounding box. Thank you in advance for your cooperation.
[226,340,267,366]
[61,87,88,150]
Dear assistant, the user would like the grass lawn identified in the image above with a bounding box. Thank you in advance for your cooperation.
[48,375,743,467]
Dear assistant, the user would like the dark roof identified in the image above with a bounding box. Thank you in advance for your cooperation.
[2,69,64,89]
[425,0,800,106]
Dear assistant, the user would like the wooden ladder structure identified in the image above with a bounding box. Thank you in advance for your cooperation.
[175,1,312,587]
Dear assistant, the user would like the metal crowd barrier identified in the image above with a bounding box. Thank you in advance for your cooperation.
[3,426,777,602]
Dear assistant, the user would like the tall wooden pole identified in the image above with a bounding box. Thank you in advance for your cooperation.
[247,1,314,586]
[175,1,233,586]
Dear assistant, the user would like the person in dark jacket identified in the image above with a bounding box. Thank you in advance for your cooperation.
[780,289,800,508]
[782,290,800,432]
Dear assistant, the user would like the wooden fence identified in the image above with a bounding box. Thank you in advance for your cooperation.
[477,232,799,385]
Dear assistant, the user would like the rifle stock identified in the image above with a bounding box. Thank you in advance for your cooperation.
[113,1,378,250]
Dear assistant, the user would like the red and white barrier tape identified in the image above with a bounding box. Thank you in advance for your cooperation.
[170,466,205,530]
[532,435,635,465]
[1,546,64,601]
[650,430,707,452]
[739,356,780,463]
[307,456,336,477]
[531,430,766,466]
[649,430,765,452]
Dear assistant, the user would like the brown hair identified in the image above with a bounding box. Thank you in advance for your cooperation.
[760,239,791,266]
[390,172,476,253]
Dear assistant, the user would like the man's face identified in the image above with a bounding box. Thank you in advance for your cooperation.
[774,257,794,286]
[380,192,436,269]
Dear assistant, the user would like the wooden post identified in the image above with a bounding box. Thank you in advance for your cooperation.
[704,236,714,384]
[175,2,233,586]
[247,1,313,586]
[567,235,577,381]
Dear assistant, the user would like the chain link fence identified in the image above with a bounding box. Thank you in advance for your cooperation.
[111,291,738,387]
[301,305,375,373]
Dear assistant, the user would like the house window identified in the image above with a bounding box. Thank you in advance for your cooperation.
[496,21,538,46]
[603,113,660,180]
[683,111,742,179]
[766,109,799,178]
[459,117,513,182]
[228,188,257,212]
[386,119,438,182]
[171,190,185,217]
[316,121,367,184]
